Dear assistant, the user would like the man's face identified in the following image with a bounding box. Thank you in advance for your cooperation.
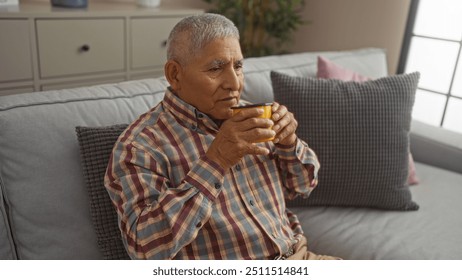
[174,37,244,121]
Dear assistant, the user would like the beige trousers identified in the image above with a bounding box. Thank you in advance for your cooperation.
[287,235,342,260]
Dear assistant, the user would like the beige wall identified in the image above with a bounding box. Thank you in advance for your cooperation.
[23,0,410,74]
[298,0,411,74]
[166,0,412,74]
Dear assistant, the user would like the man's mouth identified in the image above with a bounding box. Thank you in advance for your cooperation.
[219,96,238,104]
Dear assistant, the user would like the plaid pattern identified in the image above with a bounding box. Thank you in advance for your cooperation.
[76,124,130,259]
[104,89,320,259]
[272,71,420,210]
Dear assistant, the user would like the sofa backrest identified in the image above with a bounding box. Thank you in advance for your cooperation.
[242,48,387,103]
[0,79,168,259]
[0,48,387,259]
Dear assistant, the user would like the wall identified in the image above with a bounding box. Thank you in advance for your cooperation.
[166,0,412,74]
[23,0,410,74]
[298,0,411,74]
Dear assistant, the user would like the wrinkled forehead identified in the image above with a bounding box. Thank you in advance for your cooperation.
[183,36,243,65]
[199,36,242,56]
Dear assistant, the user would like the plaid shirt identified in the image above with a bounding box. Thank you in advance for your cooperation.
[104,89,320,260]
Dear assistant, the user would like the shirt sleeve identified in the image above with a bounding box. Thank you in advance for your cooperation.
[104,141,225,260]
[274,138,320,200]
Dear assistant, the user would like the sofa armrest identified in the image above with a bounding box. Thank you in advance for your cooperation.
[410,119,462,174]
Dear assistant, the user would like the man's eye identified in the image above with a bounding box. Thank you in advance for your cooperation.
[234,63,243,71]
[209,67,221,72]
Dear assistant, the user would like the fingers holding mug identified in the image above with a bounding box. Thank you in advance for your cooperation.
[231,103,275,142]
[271,102,297,145]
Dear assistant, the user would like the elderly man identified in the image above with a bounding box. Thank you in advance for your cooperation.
[105,13,337,260]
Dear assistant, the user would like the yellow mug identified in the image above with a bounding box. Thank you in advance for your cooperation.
[231,102,274,142]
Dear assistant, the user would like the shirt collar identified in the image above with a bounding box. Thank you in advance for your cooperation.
[163,87,220,133]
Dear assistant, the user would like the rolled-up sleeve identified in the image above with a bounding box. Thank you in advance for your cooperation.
[274,138,320,200]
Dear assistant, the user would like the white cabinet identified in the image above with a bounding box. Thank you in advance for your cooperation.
[0,3,202,95]
[0,20,33,82]
[36,19,125,78]
[131,17,182,70]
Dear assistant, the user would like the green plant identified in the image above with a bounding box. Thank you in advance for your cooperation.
[204,0,306,58]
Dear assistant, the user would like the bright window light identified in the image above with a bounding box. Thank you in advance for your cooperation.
[413,0,462,40]
[443,97,462,133]
[412,89,447,126]
[401,0,462,133]
[405,37,459,93]
[450,54,462,98]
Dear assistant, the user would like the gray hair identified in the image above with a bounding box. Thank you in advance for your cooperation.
[166,13,240,65]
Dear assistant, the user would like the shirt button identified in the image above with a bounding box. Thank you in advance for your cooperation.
[196,222,202,228]
[296,148,301,154]
[191,125,197,131]
[235,164,241,171]
[249,200,254,206]
[214,182,222,189]
[197,113,204,118]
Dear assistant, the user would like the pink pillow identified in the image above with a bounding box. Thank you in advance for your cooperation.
[317,55,370,82]
[316,56,419,185]
[407,153,419,185]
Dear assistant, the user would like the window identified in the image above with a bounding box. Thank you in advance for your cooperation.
[398,0,462,133]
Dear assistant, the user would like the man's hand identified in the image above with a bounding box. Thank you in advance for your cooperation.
[206,107,275,170]
[271,102,298,146]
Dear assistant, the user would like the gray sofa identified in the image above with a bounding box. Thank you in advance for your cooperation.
[1,48,461,260]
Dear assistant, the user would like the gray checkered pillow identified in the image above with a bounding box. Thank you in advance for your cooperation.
[76,124,130,259]
[271,71,420,210]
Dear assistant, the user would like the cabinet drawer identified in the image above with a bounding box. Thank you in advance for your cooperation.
[36,19,125,78]
[0,20,33,82]
[131,17,182,69]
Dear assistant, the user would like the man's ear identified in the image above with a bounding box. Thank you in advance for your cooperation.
[164,60,182,91]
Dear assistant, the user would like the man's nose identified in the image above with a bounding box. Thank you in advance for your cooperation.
[223,67,241,91]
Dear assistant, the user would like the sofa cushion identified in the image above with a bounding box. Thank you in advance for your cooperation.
[0,186,16,259]
[0,78,167,259]
[242,48,388,104]
[291,162,462,259]
[317,55,420,186]
[76,124,130,260]
[317,55,370,82]
[272,71,420,210]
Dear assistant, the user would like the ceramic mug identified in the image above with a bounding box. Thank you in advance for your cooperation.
[231,103,274,142]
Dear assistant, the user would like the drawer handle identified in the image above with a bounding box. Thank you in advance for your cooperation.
[79,44,90,52]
